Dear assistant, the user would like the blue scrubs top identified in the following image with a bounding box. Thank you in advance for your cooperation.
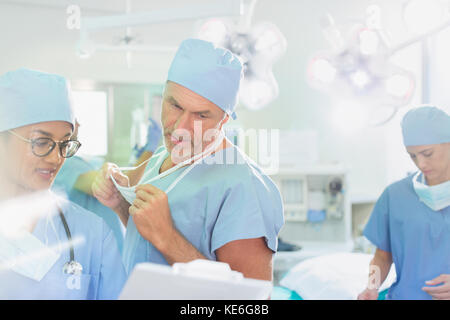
[123,144,285,274]
[363,173,450,300]
[0,196,127,300]
[53,156,125,253]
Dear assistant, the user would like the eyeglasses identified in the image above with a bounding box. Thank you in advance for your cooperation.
[8,130,81,158]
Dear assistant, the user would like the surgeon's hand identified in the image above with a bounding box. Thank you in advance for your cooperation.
[129,184,175,251]
[422,274,450,300]
[357,288,379,300]
[92,163,130,211]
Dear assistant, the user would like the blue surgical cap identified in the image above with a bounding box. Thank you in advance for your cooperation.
[167,38,243,120]
[401,105,450,146]
[0,68,75,132]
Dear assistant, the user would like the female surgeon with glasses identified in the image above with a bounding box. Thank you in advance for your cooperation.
[358,106,450,300]
[0,68,126,299]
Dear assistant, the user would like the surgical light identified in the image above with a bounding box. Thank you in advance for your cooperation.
[308,58,337,84]
[240,77,277,110]
[253,28,279,52]
[196,18,229,44]
[196,18,287,111]
[251,22,287,59]
[359,29,380,55]
[350,70,371,89]
[385,74,414,98]
[308,9,417,127]
[320,14,345,53]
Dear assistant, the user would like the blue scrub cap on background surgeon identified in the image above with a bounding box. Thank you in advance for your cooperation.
[167,38,243,120]
[0,68,75,132]
[401,105,450,146]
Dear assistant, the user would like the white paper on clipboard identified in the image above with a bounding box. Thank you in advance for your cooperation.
[119,259,273,300]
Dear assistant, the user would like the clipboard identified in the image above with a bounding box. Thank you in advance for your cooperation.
[119,259,273,300]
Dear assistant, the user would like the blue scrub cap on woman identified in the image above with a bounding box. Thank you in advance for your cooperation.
[401,105,450,146]
[0,68,75,132]
[167,38,243,120]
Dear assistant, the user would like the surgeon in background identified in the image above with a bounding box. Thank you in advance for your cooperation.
[53,118,162,253]
[358,106,450,300]
[92,38,285,281]
[0,68,126,299]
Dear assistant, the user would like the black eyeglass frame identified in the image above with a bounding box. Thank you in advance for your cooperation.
[8,130,82,158]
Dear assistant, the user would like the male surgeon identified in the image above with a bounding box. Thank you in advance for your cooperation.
[92,38,285,281]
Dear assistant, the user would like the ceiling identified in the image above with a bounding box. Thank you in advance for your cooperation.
[0,0,222,14]
[0,0,237,48]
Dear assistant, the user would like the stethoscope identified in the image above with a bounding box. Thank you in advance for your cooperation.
[57,208,83,276]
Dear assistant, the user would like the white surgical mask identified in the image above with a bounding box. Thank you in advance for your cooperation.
[0,216,60,282]
[412,171,450,211]
[112,117,226,204]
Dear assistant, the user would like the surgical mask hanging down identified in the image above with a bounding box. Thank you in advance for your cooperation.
[111,119,226,204]
[0,228,60,282]
[0,207,83,282]
[412,171,450,211]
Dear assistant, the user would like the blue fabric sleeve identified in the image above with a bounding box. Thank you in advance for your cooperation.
[210,176,283,255]
[363,188,391,252]
[53,157,94,194]
[97,220,127,300]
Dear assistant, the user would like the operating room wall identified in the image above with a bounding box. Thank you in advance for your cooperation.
[0,0,444,203]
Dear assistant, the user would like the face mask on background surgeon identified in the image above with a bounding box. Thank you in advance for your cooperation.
[412,171,450,211]
[111,114,227,204]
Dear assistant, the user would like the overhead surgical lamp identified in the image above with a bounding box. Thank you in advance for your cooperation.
[308,3,450,126]
[308,13,415,126]
[196,15,287,110]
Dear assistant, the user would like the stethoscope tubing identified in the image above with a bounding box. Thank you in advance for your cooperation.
[57,207,74,263]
